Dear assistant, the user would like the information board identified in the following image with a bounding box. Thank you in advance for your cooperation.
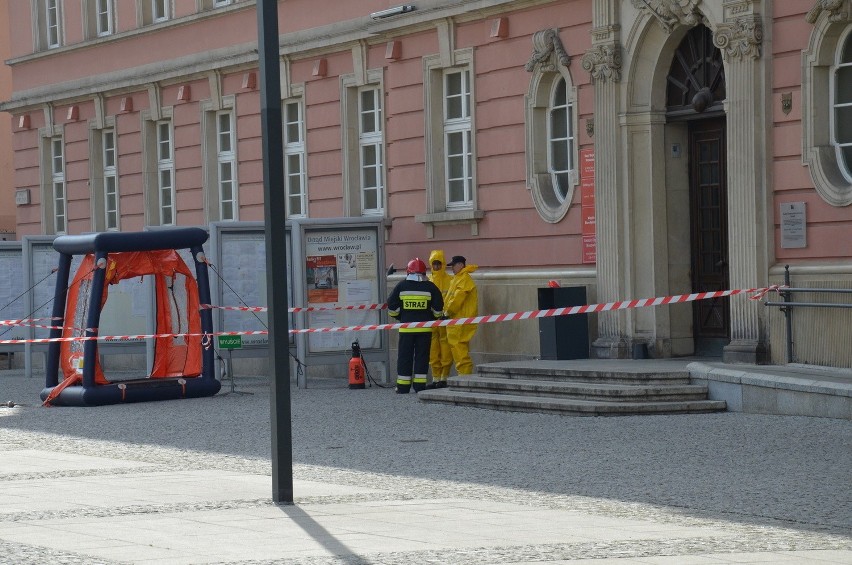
[30,242,66,340]
[304,227,381,353]
[0,245,27,343]
[219,230,270,347]
[212,223,294,349]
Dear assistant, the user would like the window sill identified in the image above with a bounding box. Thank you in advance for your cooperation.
[415,209,484,238]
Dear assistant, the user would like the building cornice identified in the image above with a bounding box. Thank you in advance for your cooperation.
[1,0,563,112]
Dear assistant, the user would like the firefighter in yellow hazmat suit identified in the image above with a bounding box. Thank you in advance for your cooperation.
[426,250,452,388]
[443,255,478,375]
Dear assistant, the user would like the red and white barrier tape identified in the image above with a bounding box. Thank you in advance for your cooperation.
[201,303,387,313]
[1,317,62,326]
[0,285,784,345]
[286,285,785,334]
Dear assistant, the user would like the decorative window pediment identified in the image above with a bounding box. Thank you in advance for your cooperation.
[525,29,570,73]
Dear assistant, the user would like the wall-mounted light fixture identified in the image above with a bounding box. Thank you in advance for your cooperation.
[370,5,415,20]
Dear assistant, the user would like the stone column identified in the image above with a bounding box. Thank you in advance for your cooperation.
[713,9,769,363]
[583,3,629,358]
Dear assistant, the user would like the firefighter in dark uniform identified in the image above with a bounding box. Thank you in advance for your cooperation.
[387,258,444,394]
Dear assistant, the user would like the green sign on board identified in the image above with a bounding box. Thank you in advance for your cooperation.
[218,335,243,350]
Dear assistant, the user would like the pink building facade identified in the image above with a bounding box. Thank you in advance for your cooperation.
[0,0,15,239]
[2,1,851,367]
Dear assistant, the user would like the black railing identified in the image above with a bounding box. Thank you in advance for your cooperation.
[764,265,852,363]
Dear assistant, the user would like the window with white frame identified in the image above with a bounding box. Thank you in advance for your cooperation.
[443,69,473,207]
[51,137,66,234]
[547,78,574,201]
[140,0,171,24]
[199,0,233,9]
[283,100,307,218]
[96,0,113,36]
[359,87,384,215]
[156,120,175,225]
[525,64,578,223]
[833,31,852,182]
[420,48,482,234]
[152,0,170,21]
[45,0,62,48]
[216,111,238,221]
[103,129,119,230]
[803,17,852,206]
[341,72,384,217]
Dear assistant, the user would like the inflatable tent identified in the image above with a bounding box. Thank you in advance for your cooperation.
[41,228,220,406]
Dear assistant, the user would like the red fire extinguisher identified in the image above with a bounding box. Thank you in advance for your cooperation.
[348,340,366,389]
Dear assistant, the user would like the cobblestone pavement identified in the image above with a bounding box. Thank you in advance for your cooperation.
[0,372,850,564]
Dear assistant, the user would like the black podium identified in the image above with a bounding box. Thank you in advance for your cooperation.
[538,287,589,360]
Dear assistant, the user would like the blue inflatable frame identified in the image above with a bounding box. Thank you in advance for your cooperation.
[40,228,221,406]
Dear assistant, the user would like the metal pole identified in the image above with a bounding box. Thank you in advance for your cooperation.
[256,0,293,505]
[784,265,793,364]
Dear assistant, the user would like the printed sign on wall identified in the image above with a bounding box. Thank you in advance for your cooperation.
[580,148,596,264]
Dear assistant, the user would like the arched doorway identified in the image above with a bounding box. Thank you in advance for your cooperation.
[666,24,729,356]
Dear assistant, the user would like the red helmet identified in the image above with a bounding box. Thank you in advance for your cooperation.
[406,258,427,275]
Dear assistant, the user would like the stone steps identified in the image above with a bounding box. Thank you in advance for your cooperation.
[418,362,727,416]
[442,375,712,402]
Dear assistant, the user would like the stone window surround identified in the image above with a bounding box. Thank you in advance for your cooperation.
[39,124,66,235]
[141,106,175,226]
[282,86,307,219]
[525,63,579,224]
[803,12,852,207]
[201,95,237,222]
[341,68,385,218]
[417,47,484,238]
[88,114,120,232]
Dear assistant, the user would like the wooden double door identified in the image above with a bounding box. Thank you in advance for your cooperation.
[689,118,729,356]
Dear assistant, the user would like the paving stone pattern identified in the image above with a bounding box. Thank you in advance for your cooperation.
[0,371,850,564]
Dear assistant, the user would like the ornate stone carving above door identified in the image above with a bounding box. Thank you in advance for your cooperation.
[631,0,703,33]
[806,0,846,24]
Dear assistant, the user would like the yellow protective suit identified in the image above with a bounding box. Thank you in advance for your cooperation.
[427,250,452,381]
[444,263,478,375]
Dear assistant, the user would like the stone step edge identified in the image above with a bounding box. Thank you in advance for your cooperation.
[418,389,727,415]
[477,368,690,384]
[446,377,709,401]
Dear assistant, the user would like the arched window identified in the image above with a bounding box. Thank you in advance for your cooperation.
[526,68,578,223]
[832,28,852,182]
[548,77,574,202]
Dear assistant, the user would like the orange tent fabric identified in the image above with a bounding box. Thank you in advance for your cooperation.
[58,250,202,384]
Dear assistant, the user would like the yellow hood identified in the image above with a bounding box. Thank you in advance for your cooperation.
[428,249,445,269]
